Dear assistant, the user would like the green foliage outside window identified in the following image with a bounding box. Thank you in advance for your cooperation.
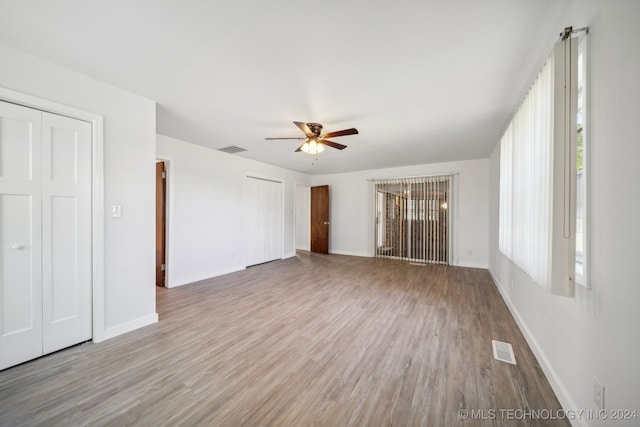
[577,123,584,171]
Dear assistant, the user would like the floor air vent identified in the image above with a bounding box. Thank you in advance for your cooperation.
[218,146,247,154]
[492,340,517,364]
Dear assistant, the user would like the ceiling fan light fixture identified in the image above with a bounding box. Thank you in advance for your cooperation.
[266,121,355,153]
[300,137,325,155]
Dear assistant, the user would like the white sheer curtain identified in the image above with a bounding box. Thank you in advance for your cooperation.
[499,55,554,288]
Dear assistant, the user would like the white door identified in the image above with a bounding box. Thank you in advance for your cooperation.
[41,112,92,354]
[0,101,92,370]
[0,101,44,370]
[265,180,283,262]
[246,177,283,266]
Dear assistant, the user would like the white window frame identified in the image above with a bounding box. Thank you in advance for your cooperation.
[575,32,590,288]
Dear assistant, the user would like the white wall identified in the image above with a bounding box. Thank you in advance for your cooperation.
[157,134,312,287]
[0,43,158,340]
[312,158,489,268]
[488,1,640,425]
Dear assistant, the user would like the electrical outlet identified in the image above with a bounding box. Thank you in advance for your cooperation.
[111,205,122,218]
[593,377,605,410]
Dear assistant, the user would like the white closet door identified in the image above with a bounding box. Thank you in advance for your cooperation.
[246,177,283,266]
[41,112,92,354]
[0,101,44,370]
[0,101,92,371]
[247,177,263,266]
[266,180,282,262]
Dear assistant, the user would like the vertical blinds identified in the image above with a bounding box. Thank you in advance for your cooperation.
[373,175,451,264]
[499,53,554,287]
[499,35,578,296]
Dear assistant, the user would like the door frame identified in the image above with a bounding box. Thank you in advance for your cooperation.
[0,86,106,342]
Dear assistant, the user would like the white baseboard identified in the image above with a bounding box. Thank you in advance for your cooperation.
[488,269,586,427]
[95,312,159,343]
[324,252,488,267]
[454,261,488,269]
[329,250,369,257]
[168,265,246,288]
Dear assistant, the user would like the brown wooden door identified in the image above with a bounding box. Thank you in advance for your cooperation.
[310,185,329,254]
[155,161,166,286]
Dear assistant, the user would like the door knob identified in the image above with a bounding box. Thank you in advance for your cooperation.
[324,222,330,225]
[10,244,25,250]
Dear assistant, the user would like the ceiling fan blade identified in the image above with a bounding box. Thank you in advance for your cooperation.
[293,121,314,137]
[321,128,358,139]
[320,139,347,150]
[295,143,305,152]
[265,137,306,140]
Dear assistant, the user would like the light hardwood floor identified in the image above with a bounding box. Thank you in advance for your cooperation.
[0,252,569,426]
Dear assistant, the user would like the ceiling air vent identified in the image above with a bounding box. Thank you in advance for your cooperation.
[218,146,247,154]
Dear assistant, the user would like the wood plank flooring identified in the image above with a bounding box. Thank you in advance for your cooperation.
[0,252,569,426]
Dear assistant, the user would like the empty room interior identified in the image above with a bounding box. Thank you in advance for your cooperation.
[0,0,639,426]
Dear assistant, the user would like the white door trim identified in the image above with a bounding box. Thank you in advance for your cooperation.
[0,86,106,342]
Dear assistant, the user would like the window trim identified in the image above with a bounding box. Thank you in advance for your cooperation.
[575,32,590,289]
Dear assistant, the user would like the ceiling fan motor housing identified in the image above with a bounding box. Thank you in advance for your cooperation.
[307,123,323,137]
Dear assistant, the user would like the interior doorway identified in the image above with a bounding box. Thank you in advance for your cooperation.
[295,185,310,251]
[310,185,330,254]
[155,161,167,287]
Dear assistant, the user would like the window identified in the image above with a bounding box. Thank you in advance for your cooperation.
[499,29,585,296]
[575,32,589,287]
[373,175,451,264]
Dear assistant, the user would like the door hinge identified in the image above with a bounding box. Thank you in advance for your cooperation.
[162,171,166,179]
[161,263,166,271]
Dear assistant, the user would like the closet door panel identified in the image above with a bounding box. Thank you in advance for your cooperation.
[266,180,282,262]
[246,177,262,266]
[41,112,92,354]
[0,101,43,371]
[246,177,283,266]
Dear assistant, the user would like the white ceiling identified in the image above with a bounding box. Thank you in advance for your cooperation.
[0,0,568,175]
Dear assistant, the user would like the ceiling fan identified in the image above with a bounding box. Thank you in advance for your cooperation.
[266,122,358,155]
